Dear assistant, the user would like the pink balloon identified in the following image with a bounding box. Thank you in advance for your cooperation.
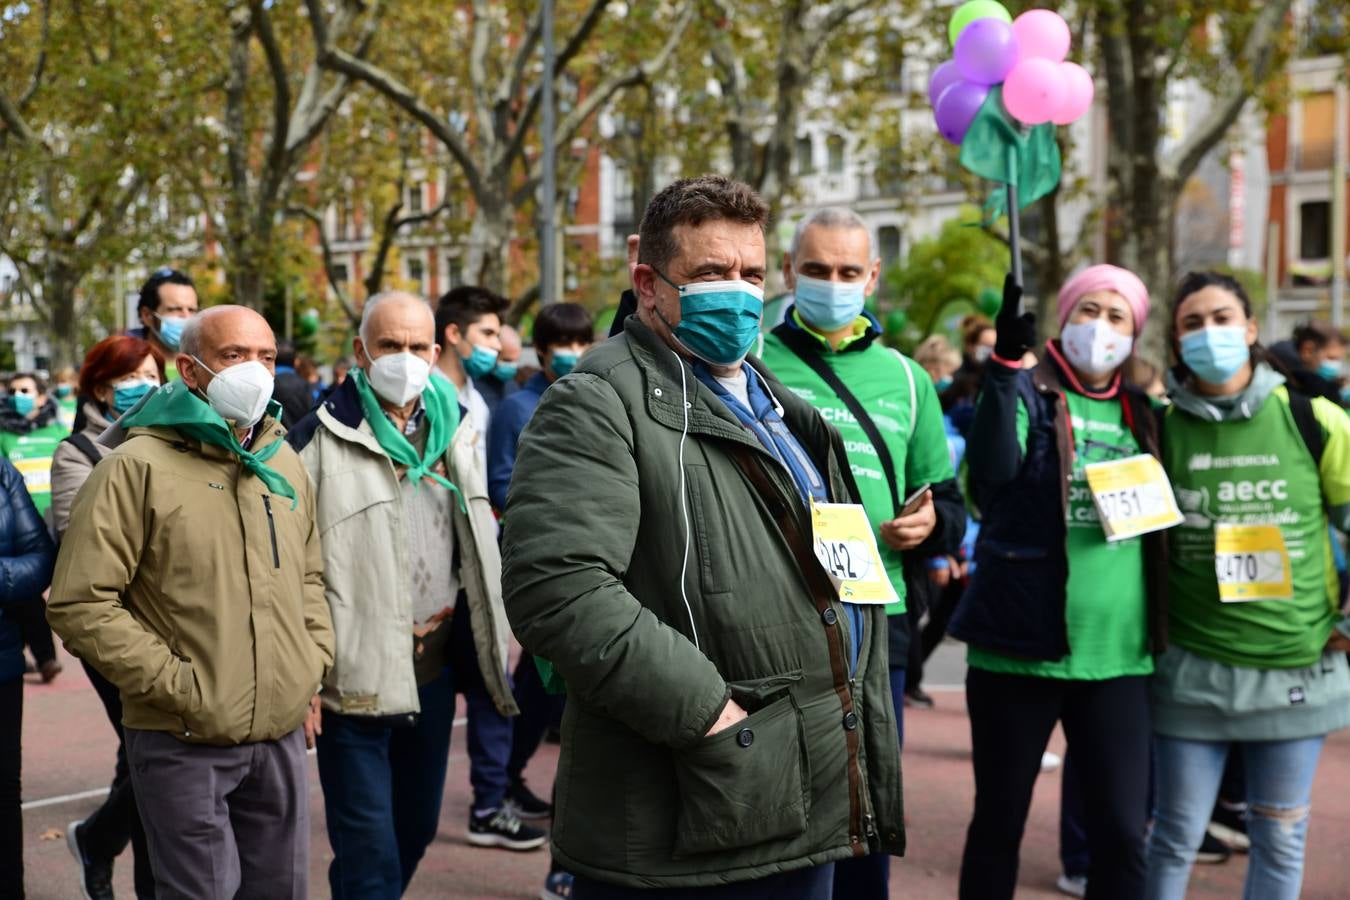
[1052,61,1095,124]
[1001,58,1067,125]
[928,60,964,109]
[1012,9,1071,63]
[953,19,1019,86]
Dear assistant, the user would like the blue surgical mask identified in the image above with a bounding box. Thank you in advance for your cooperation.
[793,275,867,331]
[154,313,187,351]
[935,376,953,392]
[462,344,499,379]
[55,385,74,399]
[655,272,764,367]
[1317,360,1342,381]
[9,393,34,416]
[1180,326,1250,385]
[491,362,518,382]
[112,380,157,415]
[550,350,580,379]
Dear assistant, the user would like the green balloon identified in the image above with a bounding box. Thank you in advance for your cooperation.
[948,0,1012,47]
[978,286,1002,317]
[885,310,909,334]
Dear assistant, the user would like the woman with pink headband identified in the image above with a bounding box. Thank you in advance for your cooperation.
[949,266,1163,900]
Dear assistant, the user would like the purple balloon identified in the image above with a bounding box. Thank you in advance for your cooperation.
[928,60,964,109]
[953,18,1019,86]
[934,81,990,144]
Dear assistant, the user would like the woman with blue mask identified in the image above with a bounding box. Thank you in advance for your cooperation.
[1147,272,1350,900]
[48,334,164,896]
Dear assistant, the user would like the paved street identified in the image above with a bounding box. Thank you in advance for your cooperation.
[20,642,1350,898]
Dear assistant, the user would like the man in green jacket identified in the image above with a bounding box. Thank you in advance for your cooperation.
[502,175,904,898]
[760,206,963,898]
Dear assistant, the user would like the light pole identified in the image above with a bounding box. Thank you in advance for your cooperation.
[540,0,558,305]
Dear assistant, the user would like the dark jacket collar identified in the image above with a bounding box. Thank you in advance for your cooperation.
[773,305,883,355]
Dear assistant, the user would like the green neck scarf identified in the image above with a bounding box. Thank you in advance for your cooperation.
[120,381,298,506]
[350,367,465,511]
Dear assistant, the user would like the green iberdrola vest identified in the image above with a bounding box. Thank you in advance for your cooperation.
[1163,388,1333,668]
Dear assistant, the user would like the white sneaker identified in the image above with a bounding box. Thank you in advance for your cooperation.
[1056,872,1087,897]
[1041,751,1063,772]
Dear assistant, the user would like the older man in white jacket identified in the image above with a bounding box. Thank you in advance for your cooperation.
[288,291,528,898]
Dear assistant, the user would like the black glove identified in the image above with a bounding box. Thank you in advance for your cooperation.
[993,273,1036,362]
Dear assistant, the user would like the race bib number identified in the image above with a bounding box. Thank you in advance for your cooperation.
[810,502,897,605]
[1213,523,1293,602]
[1083,454,1184,542]
[12,457,51,495]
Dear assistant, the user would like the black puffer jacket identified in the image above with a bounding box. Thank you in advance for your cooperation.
[0,457,57,682]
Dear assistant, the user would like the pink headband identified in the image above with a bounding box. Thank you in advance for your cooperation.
[1057,264,1150,334]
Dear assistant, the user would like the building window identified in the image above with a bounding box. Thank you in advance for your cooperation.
[447,258,463,289]
[407,182,423,214]
[1298,201,1331,260]
[1298,93,1335,171]
[826,134,846,175]
[796,136,815,175]
[408,257,425,288]
[332,263,349,285]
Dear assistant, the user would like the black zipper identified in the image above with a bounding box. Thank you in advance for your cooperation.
[262,494,280,568]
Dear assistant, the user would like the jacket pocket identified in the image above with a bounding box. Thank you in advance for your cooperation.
[671,691,808,858]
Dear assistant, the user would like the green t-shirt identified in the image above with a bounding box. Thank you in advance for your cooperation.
[1,418,71,516]
[760,317,955,615]
[969,391,1154,679]
[1162,389,1347,668]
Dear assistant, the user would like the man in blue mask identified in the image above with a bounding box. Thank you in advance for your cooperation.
[130,268,198,377]
[503,176,906,899]
[433,285,509,450]
[761,207,965,898]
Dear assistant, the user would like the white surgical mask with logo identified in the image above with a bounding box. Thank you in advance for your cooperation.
[1060,319,1133,379]
[367,351,432,407]
[194,357,275,427]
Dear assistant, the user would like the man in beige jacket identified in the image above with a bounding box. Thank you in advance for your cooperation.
[48,306,333,900]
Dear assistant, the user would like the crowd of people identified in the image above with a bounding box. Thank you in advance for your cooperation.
[1,173,1348,900]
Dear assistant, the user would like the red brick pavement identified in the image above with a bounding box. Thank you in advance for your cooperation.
[19,650,1350,898]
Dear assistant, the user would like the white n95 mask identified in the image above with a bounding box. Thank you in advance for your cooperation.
[367,352,432,407]
[195,358,275,427]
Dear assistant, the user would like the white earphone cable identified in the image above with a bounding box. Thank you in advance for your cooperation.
[674,351,700,651]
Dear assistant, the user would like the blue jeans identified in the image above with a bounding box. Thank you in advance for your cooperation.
[831,667,905,899]
[449,598,514,813]
[1146,735,1325,900]
[316,668,456,899]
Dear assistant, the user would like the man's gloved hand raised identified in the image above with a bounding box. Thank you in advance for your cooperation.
[993,273,1037,363]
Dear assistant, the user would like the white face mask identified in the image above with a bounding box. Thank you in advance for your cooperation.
[1060,319,1133,379]
[973,345,993,363]
[366,351,431,407]
[194,357,275,427]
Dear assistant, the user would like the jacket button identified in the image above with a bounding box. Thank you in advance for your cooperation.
[822,608,838,626]
[654,388,663,398]
[843,712,859,731]
[736,727,754,748]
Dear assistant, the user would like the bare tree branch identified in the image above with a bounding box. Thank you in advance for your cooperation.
[1164,0,1293,187]
[17,0,51,109]
[286,204,358,323]
[0,90,40,146]
[250,1,293,207]
[809,0,880,56]
[68,0,105,66]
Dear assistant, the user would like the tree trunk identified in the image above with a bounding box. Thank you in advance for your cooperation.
[466,203,512,296]
[44,259,81,369]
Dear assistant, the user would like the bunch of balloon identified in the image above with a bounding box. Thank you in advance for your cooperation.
[929,2,1094,288]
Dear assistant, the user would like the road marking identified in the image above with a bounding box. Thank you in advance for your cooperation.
[22,716,472,811]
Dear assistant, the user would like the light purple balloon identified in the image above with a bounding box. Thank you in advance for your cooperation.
[953,18,1019,86]
[928,60,964,109]
[934,81,990,144]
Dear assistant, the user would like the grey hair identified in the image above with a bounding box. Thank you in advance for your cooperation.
[359,290,430,345]
[789,207,874,262]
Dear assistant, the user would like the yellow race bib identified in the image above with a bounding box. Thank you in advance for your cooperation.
[810,502,898,605]
[1083,454,1184,542]
[1213,523,1293,602]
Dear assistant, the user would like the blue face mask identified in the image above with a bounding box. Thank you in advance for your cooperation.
[154,313,187,351]
[1317,360,1342,381]
[112,380,157,415]
[793,275,868,332]
[9,393,34,416]
[462,343,499,379]
[655,272,764,367]
[549,350,580,379]
[491,362,518,383]
[1180,325,1250,385]
[55,385,74,399]
[935,376,953,392]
